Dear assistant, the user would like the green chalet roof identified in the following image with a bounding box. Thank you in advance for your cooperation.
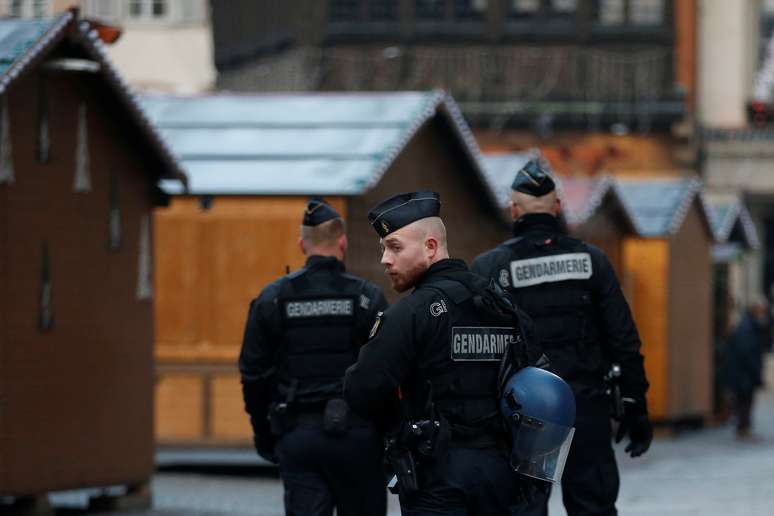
[0,12,186,186]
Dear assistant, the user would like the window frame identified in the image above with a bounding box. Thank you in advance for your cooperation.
[504,0,580,41]
[327,0,403,39]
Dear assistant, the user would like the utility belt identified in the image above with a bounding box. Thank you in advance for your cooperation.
[270,397,363,437]
[386,417,450,497]
[449,432,505,450]
[385,417,505,497]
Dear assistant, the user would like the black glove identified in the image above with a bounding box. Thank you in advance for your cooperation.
[254,433,278,464]
[615,411,653,458]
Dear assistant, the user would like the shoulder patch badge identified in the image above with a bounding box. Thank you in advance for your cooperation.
[368,311,384,340]
[498,269,510,288]
[359,294,370,310]
[430,299,448,317]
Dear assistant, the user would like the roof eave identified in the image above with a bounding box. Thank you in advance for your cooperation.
[73,21,188,191]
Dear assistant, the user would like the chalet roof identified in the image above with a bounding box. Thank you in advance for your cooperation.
[0,12,186,186]
[142,91,499,210]
[614,177,713,238]
[704,195,760,249]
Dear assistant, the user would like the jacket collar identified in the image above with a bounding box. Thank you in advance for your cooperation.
[512,213,563,237]
[305,255,345,272]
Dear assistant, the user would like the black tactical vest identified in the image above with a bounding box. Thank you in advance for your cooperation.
[417,279,523,438]
[501,234,604,385]
[275,267,364,405]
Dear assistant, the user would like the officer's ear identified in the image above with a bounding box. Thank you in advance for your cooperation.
[510,199,521,221]
[425,236,439,257]
[553,197,562,216]
[338,234,348,255]
[298,237,306,256]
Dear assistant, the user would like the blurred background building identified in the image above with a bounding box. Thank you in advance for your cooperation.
[3,0,773,439]
[699,0,774,312]
[210,0,695,176]
[0,0,216,92]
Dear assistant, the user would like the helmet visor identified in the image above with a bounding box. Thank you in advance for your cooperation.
[508,418,575,484]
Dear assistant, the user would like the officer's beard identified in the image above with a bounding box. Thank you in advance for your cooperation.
[388,261,429,293]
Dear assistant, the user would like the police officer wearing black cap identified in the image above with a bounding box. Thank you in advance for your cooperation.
[239,198,388,516]
[471,160,653,516]
[344,191,542,515]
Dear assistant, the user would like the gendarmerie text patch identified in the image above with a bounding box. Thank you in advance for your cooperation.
[509,252,592,288]
[451,326,516,361]
[284,298,354,319]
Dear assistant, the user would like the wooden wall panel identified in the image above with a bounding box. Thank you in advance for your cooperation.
[154,196,347,363]
[570,202,629,277]
[0,182,6,487]
[623,238,669,419]
[211,373,252,441]
[347,118,509,302]
[155,373,204,442]
[668,203,712,418]
[1,68,155,494]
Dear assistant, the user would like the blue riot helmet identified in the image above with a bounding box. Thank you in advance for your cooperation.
[500,367,576,483]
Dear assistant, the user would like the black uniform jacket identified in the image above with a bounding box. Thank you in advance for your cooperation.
[343,258,525,429]
[471,213,648,402]
[239,255,388,436]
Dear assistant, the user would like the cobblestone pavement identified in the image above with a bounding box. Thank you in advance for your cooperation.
[48,387,774,516]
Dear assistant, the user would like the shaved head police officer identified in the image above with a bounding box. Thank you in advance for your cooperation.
[344,192,542,515]
[239,198,388,516]
[471,160,652,516]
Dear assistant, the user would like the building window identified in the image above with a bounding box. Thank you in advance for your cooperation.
[369,0,399,20]
[552,0,577,14]
[31,0,48,17]
[329,0,399,23]
[630,0,663,25]
[152,0,166,17]
[93,0,119,20]
[329,0,360,21]
[9,0,22,16]
[597,0,664,26]
[509,0,576,19]
[510,0,540,18]
[417,0,447,19]
[129,0,143,17]
[454,0,487,20]
[598,0,624,24]
[128,0,168,20]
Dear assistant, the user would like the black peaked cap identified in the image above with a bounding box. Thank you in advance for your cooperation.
[367,191,441,238]
[511,159,556,197]
[303,198,341,226]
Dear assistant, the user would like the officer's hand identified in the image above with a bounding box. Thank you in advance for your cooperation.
[615,414,653,458]
[254,434,278,464]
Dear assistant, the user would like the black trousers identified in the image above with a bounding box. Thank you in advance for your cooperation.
[276,421,387,516]
[398,447,527,516]
[732,390,755,435]
[521,396,620,516]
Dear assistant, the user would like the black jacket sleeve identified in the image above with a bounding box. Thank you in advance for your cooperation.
[344,299,418,423]
[356,281,389,345]
[238,283,281,436]
[470,249,500,279]
[590,248,649,403]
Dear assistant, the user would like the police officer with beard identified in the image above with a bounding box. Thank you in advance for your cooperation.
[344,191,542,515]
[471,161,652,516]
[239,199,388,516]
